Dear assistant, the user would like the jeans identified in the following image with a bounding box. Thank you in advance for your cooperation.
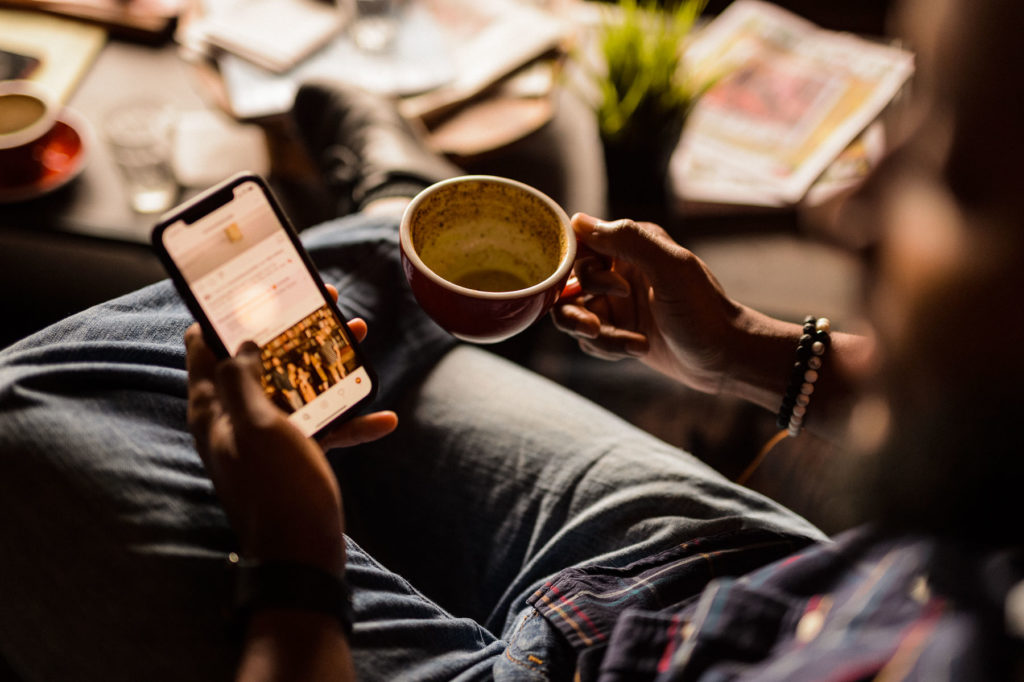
[0,215,825,681]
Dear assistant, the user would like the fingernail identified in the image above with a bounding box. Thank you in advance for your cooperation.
[625,341,647,357]
[572,213,600,230]
[236,340,260,357]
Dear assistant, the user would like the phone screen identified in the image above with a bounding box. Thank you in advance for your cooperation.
[160,178,373,436]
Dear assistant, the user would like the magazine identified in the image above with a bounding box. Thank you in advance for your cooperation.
[670,0,913,206]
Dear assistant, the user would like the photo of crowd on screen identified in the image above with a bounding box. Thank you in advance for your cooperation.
[258,305,358,414]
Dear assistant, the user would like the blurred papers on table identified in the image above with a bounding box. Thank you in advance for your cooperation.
[669,0,913,210]
[190,0,349,74]
[0,0,183,40]
[180,0,572,124]
[0,8,105,102]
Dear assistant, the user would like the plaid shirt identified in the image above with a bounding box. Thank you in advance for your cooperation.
[529,527,1021,680]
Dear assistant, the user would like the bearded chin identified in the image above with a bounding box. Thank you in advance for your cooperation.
[849,395,1024,547]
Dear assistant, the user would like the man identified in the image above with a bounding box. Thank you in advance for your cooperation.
[267,355,304,411]
[1,0,1022,679]
[318,330,346,383]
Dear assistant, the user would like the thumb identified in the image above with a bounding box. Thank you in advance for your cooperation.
[216,342,281,430]
[572,214,686,290]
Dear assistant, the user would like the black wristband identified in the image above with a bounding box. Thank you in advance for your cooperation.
[226,554,353,638]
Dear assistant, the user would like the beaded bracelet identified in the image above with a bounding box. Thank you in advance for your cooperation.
[774,315,831,432]
[736,316,833,485]
[776,315,831,436]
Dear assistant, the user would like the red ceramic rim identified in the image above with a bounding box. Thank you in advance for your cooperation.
[0,107,91,203]
[0,80,58,151]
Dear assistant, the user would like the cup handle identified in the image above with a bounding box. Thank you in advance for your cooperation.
[560,276,582,299]
[560,242,604,300]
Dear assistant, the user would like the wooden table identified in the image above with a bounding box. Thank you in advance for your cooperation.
[0,34,607,347]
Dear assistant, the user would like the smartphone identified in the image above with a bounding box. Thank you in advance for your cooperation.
[152,172,376,438]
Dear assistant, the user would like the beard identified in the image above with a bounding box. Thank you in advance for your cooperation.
[846,392,1024,547]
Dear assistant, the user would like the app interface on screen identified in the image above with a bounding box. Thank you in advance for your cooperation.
[162,180,371,435]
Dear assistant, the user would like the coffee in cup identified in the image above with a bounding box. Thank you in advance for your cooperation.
[0,80,58,187]
[400,175,576,344]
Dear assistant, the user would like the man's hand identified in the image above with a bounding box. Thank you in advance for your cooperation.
[551,213,746,395]
[184,293,397,573]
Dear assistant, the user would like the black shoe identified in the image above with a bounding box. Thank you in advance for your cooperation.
[291,82,461,216]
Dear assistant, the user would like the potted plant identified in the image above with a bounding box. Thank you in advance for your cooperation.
[591,0,706,216]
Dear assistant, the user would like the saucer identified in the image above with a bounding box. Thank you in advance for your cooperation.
[0,108,90,203]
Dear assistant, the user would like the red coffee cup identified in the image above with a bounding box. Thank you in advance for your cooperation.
[0,80,59,188]
[400,175,577,344]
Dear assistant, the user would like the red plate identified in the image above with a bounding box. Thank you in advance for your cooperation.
[0,109,89,203]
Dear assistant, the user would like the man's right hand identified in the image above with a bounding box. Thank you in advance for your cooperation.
[551,213,747,395]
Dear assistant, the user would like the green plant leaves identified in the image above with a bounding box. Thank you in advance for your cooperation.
[595,0,706,141]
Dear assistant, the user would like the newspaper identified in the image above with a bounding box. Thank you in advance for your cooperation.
[670,0,913,206]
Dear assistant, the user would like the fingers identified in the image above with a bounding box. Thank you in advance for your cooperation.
[567,241,629,297]
[185,323,217,382]
[185,313,377,458]
[319,411,399,451]
[347,317,368,343]
[571,213,685,291]
[327,285,370,344]
[215,342,281,431]
[578,325,649,359]
[327,284,369,343]
[574,256,630,297]
[551,301,602,339]
[551,301,650,359]
[185,323,220,459]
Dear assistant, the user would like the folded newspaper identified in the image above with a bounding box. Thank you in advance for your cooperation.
[669,0,914,207]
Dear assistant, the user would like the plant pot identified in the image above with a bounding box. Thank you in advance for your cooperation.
[601,115,686,221]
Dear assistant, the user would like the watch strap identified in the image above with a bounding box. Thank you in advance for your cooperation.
[228,554,353,637]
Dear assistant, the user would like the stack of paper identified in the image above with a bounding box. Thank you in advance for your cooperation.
[0,0,181,40]
[198,0,347,74]
[670,0,913,208]
[181,0,571,122]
